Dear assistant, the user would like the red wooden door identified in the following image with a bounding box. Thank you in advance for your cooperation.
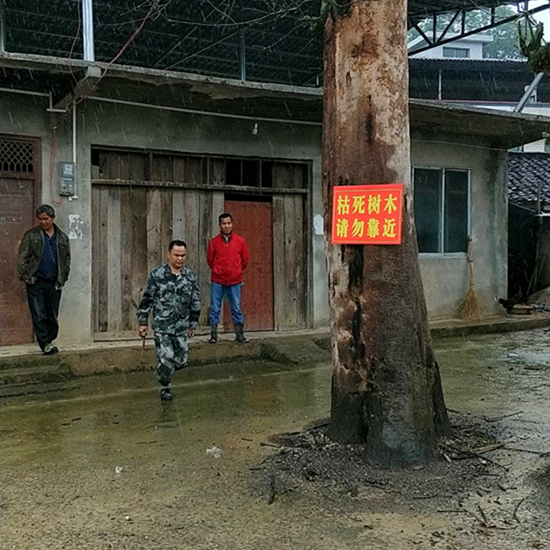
[223,200,274,331]
[0,176,35,344]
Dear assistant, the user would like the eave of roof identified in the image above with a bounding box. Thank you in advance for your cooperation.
[410,99,550,149]
[408,0,511,19]
[410,57,527,66]
[0,51,322,101]
[3,52,550,149]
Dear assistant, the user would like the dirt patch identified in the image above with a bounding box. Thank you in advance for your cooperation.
[249,410,550,548]
[250,413,504,513]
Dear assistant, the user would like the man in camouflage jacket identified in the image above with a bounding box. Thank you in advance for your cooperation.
[137,240,201,401]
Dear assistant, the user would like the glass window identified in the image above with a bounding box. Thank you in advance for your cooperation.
[442,47,470,58]
[414,168,441,253]
[444,170,469,253]
[414,167,469,254]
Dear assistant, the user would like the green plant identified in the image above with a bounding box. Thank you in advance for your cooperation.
[518,18,550,72]
[305,0,352,35]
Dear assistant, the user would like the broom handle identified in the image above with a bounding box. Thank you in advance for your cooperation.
[467,237,475,288]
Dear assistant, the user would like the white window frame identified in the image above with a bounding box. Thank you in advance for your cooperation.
[442,46,470,58]
[412,166,471,257]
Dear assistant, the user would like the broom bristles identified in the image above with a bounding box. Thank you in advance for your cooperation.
[457,286,484,321]
[458,237,484,321]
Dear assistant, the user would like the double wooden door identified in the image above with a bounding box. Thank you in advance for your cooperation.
[91,149,307,337]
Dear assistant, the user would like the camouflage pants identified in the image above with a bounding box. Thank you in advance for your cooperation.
[154,333,189,390]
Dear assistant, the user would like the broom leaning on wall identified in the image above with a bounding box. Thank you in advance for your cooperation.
[457,237,484,321]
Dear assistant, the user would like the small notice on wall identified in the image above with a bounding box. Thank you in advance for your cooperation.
[68,214,84,240]
[331,184,404,245]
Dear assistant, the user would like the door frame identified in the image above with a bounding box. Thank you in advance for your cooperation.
[90,146,313,337]
[0,134,42,345]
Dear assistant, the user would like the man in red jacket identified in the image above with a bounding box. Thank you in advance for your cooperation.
[207,213,250,343]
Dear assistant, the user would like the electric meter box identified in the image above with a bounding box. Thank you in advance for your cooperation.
[59,162,76,196]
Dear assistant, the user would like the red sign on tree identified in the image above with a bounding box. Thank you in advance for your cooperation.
[331,184,404,245]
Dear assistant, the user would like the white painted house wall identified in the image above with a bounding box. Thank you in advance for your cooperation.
[409,33,493,60]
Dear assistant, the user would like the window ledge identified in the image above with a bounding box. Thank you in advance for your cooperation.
[419,253,467,259]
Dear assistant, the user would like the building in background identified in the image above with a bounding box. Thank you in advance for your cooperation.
[409,32,550,151]
[409,32,494,59]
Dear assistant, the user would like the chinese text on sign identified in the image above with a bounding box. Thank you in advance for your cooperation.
[331,184,404,245]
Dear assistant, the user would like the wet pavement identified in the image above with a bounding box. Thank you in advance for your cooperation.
[2,329,550,549]
[437,329,550,451]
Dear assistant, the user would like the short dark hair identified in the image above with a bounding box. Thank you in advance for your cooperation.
[36,204,55,218]
[219,213,233,223]
[168,239,187,251]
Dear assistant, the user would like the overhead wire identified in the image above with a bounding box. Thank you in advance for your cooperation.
[47,0,165,202]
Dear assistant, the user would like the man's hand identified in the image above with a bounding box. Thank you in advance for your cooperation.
[188,328,196,338]
[138,325,148,338]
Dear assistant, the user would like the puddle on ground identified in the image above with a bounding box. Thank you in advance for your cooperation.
[2,330,550,549]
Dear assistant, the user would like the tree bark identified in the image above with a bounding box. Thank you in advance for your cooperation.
[323,0,451,467]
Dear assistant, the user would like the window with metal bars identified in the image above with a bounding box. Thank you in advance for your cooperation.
[0,140,34,173]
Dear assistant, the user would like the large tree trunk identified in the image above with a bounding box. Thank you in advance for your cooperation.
[323,0,450,467]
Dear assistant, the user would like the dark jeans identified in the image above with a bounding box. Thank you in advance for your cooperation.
[26,279,62,350]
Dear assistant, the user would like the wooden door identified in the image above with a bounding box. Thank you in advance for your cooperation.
[0,176,35,344]
[223,200,274,331]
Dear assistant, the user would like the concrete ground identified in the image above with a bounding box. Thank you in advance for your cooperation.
[2,326,550,549]
[2,314,549,385]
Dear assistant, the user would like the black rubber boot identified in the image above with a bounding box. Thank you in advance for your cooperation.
[208,323,218,344]
[160,388,173,401]
[234,323,249,343]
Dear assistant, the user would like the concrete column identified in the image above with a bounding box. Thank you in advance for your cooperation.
[0,0,7,54]
[239,30,246,81]
[83,0,95,61]
[238,0,246,81]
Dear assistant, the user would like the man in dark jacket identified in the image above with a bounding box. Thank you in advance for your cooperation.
[207,213,250,344]
[17,204,71,354]
[137,240,201,401]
